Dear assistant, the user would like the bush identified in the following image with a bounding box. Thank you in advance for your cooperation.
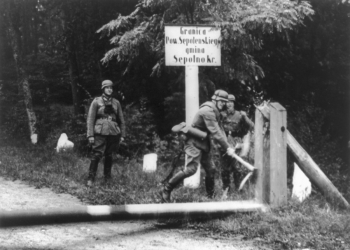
[288,101,349,198]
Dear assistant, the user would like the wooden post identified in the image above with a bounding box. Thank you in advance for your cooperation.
[184,65,200,188]
[287,132,350,209]
[254,108,264,203]
[185,65,199,125]
[255,102,287,207]
[255,102,349,209]
[269,103,287,206]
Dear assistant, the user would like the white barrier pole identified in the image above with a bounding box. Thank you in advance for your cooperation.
[0,201,266,228]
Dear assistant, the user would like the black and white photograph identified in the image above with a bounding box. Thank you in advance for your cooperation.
[0,0,349,249]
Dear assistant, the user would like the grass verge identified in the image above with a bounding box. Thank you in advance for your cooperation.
[0,142,349,250]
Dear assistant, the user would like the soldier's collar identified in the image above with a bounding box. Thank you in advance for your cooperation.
[227,108,235,114]
[102,93,112,103]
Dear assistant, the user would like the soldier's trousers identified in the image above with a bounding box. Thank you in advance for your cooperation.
[88,134,120,181]
[220,152,240,191]
[167,144,216,197]
[90,134,120,160]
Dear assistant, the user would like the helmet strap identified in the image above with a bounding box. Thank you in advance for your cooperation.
[222,103,227,111]
[213,99,220,111]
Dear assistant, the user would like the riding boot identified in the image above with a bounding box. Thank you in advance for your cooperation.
[233,168,242,190]
[159,182,175,203]
[205,176,215,199]
[104,155,113,182]
[221,172,231,192]
[87,159,99,186]
[221,154,232,191]
[160,170,187,203]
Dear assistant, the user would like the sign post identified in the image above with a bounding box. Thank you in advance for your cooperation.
[165,25,221,187]
[185,66,199,124]
[165,24,221,124]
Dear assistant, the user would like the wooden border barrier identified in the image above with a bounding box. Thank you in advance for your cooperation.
[287,132,350,209]
[255,102,349,209]
[255,103,287,207]
[0,201,267,228]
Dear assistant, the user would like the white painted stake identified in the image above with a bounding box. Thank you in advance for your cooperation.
[185,66,199,123]
[184,65,200,188]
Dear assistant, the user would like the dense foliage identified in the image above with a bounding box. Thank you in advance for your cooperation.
[0,1,349,248]
[97,0,315,114]
[0,0,349,193]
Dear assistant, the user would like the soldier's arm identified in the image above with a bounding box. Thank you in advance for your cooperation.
[87,98,98,138]
[202,109,230,151]
[116,100,126,138]
[241,111,254,131]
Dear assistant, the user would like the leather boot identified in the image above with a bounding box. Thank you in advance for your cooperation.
[221,155,231,191]
[205,176,215,199]
[87,159,99,186]
[221,172,231,192]
[233,169,242,190]
[160,171,187,203]
[159,182,174,203]
[104,155,113,182]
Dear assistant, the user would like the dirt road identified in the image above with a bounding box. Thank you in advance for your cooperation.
[0,177,258,250]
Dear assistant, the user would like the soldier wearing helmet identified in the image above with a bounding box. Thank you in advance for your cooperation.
[86,80,126,187]
[160,89,234,202]
[220,93,254,192]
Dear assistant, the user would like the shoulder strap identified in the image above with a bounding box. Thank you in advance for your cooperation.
[95,96,102,102]
[200,101,220,121]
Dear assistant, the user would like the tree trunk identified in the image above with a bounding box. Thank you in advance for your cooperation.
[22,74,37,142]
[6,1,38,143]
[67,45,81,116]
[61,2,81,116]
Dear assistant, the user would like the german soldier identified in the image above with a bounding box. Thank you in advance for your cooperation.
[220,94,254,191]
[160,89,235,202]
[86,80,126,186]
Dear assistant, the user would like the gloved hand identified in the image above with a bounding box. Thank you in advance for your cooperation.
[226,147,235,157]
[120,137,127,146]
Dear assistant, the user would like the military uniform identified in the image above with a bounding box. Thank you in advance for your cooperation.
[163,101,230,200]
[86,87,126,183]
[87,94,126,158]
[220,109,254,191]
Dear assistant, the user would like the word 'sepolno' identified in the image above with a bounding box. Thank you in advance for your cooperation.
[173,55,217,65]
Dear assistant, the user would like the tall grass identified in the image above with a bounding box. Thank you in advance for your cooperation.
[0,141,254,205]
[191,197,350,249]
[0,141,349,249]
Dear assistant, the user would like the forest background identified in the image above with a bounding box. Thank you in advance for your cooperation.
[0,0,350,248]
[0,0,349,187]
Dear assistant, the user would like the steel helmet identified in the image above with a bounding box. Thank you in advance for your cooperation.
[228,94,235,102]
[211,89,228,102]
[101,80,113,89]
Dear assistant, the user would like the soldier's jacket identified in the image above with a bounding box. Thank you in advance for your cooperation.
[189,101,230,152]
[87,95,126,138]
[221,109,254,138]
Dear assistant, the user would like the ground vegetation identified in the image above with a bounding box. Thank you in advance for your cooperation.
[0,0,349,249]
